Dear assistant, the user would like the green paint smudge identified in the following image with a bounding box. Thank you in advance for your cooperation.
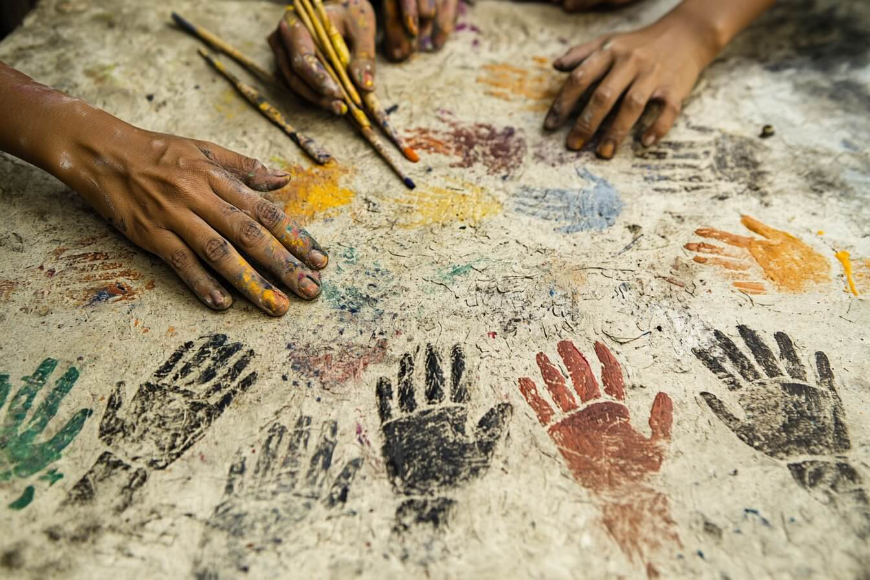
[8,485,34,510]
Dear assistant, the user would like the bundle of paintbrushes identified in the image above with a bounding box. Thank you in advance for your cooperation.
[287,0,418,189]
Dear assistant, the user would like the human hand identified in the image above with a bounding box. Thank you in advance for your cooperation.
[269,0,376,113]
[555,0,641,14]
[544,7,720,158]
[382,0,459,62]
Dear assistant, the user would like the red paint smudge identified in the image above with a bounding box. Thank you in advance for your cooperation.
[287,339,388,390]
[487,331,497,339]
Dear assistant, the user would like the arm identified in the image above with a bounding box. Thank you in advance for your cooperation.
[0,61,328,315]
[544,0,775,157]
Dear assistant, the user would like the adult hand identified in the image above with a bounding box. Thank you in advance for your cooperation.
[555,0,640,14]
[269,0,377,113]
[382,0,459,61]
[543,7,720,158]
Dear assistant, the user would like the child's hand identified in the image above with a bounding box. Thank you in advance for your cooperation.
[543,8,720,158]
[556,0,641,13]
[268,0,377,114]
[383,0,459,61]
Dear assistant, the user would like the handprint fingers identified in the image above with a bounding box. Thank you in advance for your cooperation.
[774,332,808,381]
[474,404,513,455]
[594,342,625,400]
[535,352,579,412]
[450,344,469,403]
[518,377,556,425]
[814,352,836,393]
[325,457,363,507]
[424,344,446,404]
[22,365,80,438]
[712,330,761,383]
[737,325,783,379]
[693,227,753,248]
[557,340,601,403]
[252,422,287,486]
[305,421,338,490]
[648,393,673,442]
[6,359,57,426]
[397,353,417,413]
[699,392,746,439]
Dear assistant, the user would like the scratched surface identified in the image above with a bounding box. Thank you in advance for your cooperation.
[1,0,869,578]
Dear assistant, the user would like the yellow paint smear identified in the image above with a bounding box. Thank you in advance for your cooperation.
[835,251,859,296]
[214,88,248,121]
[266,159,354,225]
[389,180,502,229]
[476,58,562,112]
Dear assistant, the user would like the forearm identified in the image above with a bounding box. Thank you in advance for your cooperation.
[669,0,775,56]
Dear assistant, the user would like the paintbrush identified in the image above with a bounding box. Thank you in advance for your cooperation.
[197,49,334,165]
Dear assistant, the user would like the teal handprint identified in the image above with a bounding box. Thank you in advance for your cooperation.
[0,359,93,509]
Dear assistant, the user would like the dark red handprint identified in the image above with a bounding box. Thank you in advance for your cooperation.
[519,341,679,573]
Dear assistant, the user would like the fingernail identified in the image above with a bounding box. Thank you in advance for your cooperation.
[568,137,585,151]
[264,290,288,315]
[299,275,321,298]
[642,134,656,147]
[598,139,616,159]
[544,109,560,130]
[270,168,290,178]
[406,15,418,36]
[210,289,228,308]
[332,101,348,115]
[309,249,329,269]
[363,71,374,88]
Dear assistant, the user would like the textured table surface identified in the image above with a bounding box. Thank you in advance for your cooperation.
[0,0,868,577]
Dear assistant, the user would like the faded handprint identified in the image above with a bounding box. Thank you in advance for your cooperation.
[1,359,92,509]
[518,341,679,572]
[195,416,362,578]
[694,326,869,537]
[685,215,829,294]
[99,334,257,469]
[376,344,511,532]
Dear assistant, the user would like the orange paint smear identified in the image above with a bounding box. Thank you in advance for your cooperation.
[476,58,562,112]
[402,147,420,163]
[835,251,859,296]
[267,159,354,225]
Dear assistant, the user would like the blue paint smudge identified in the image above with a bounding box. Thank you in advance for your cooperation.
[514,168,623,233]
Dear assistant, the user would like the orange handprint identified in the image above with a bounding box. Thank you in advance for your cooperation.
[685,215,830,294]
[518,341,679,575]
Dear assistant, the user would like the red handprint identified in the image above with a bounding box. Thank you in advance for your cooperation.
[519,341,679,575]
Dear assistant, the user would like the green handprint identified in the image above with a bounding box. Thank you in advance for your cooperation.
[0,358,93,510]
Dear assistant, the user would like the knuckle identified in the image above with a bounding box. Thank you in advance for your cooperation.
[168,248,191,270]
[569,67,585,83]
[238,220,266,248]
[204,238,231,262]
[256,200,285,229]
[625,92,647,111]
[591,87,613,107]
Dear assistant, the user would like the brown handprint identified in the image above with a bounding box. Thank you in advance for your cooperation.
[685,215,829,294]
[518,341,678,574]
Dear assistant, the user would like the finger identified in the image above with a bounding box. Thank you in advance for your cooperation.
[691,256,751,271]
[193,141,289,193]
[175,215,290,316]
[557,340,601,403]
[597,73,656,159]
[0,374,9,409]
[594,342,625,400]
[569,60,638,153]
[384,0,414,61]
[211,173,329,270]
[642,92,682,147]
[814,352,836,393]
[684,241,742,258]
[24,408,93,476]
[699,392,745,436]
[694,227,753,248]
[224,452,247,496]
[713,329,761,383]
[197,338,245,384]
[740,215,782,240]
[7,359,56,424]
[424,344,445,404]
[648,392,673,442]
[325,456,363,507]
[376,377,394,422]
[518,377,555,425]
[269,32,346,115]
[400,0,419,35]
[418,15,435,51]
[305,421,337,489]
[398,352,416,413]
[279,17,344,102]
[737,325,782,379]
[433,0,458,50]
[149,229,233,310]
[535,352,578,412]
[562,0,604,13]
[450,344,469,403]
[254,422,286,483]
[553,38,606,71]
[692,347,742,391]
[544,50,612,132]
[195,197,322,301]
[330,0,377,91]
[176,335,228,382]
[287,415,313,461]
[474,403,512,456]
[774,332,807,381]
[418,0,436,20]
[23,365,81,437]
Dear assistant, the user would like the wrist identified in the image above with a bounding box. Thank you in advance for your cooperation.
[664,2,730,66]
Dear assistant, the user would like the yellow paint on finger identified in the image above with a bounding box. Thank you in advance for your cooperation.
[389,180,502,229]
[835,251,859,296]
[266,159,354,225]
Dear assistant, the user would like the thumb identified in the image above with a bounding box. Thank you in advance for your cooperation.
[474,403,512,454]
[699,392,746,439]
[648,392,673,442]
[194,140,290,192]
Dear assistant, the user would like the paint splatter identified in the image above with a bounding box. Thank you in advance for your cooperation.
[0,280,18,301]
[388,179,502,229]
[518,341,679,570]
[433,259,487,286]
[286,339,388,390]
[693,326,870,537]
[321,261,392,319]
[476,58,562,112]
[685,215,830,294]
[405,111,527,176]
[1,359,93,510]
[213,87,248,121]
[835,251,860,296]
[195,417,362,577]
[376,344,511,532]
[266,160,354,225]
[515,169,623,233]
[98,334,257,469]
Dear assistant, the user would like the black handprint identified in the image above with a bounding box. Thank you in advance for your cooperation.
[195,416,362,577]
[99,334,257,469]
[376,344,511,531]
[694,326,869,537]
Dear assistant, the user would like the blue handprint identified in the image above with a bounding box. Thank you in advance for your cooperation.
[0,359,93,509]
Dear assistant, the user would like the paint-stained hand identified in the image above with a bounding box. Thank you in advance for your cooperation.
[269,1,376,113]
[376,344,511,530]
[196,416,362,576]
[383,0,459,61]
[694,326,869,535]
[0,359,92,510]
[544,7,720,157]
[98,335,258,469]
[518,341,679,567]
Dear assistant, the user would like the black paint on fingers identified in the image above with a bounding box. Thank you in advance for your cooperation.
[737,325,782,378]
